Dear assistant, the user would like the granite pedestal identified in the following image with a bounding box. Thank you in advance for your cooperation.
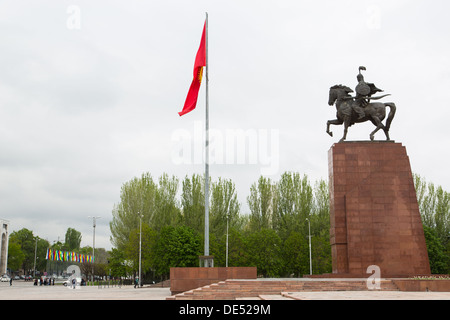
[328,141,430,277]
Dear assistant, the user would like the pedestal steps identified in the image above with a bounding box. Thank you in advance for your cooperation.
[167,279,399,300]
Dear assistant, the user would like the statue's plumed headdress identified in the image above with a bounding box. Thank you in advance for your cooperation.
[357,66,366,82]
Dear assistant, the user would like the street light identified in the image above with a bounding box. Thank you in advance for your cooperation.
[306,218,312,275]
[33,237,38,278]
[88,216,101,282]
[138,213,143,288]
[226,213,229,268]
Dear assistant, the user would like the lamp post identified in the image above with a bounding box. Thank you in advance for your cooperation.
[306,218,312,275]
[138,213,143,288]
[226,213,229,268]
[33,237,37,278]
[88,216,101,282]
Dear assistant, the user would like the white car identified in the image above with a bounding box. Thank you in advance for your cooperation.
[63,277,82,287]
[1,274,10,282]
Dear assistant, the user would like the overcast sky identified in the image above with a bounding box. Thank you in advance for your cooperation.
[1,0,449,250]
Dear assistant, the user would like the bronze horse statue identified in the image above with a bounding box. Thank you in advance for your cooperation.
[326,85,396,142]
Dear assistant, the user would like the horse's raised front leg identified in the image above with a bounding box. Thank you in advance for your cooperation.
[326,119,343,137]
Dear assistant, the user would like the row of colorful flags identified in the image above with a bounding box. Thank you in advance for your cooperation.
[45,248,94,263]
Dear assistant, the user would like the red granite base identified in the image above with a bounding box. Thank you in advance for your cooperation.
[392,279,450,291]
[328,141,431,277]
[170,267,257,295]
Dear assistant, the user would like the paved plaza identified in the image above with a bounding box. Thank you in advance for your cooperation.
[0,281,171,300]
[1,280,450,300]
[282,291,450,300]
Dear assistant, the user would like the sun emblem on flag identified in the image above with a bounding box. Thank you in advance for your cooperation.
[197,67,203,82]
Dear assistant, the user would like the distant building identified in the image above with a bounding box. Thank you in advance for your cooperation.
[0,219,9,275]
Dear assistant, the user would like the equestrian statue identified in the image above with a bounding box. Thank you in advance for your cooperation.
[326,66,396,142]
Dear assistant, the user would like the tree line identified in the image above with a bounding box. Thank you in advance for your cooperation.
[8,171,449,279]
[109,172,333,279]
[109,172,449,280]
[7,227,107,279]
[414,174,450,274]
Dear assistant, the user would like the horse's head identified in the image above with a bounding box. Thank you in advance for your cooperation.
[329,85,353,106]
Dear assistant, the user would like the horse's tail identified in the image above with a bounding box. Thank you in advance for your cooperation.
[385,103,396,131]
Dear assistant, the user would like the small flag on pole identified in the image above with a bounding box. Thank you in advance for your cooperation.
[178,21,206,116]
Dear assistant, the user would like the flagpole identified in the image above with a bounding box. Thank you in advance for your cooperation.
[204,12,210,263]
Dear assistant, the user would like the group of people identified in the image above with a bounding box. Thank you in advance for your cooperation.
[33,277,55,286]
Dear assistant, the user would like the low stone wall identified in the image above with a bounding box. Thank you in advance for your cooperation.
[392,279,450,292]
[170,267,257,295]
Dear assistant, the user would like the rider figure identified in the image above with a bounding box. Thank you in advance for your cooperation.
[352,66,383,119]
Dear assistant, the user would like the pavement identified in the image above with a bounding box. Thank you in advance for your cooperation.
[2,280,450,300]
[0,281,171,300]
[282,291,450,300]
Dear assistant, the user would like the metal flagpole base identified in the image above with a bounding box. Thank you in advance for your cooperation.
[199,255,214,268]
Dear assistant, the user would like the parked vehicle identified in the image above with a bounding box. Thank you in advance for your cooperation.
[1,274,10,282]
[63,277,82,287]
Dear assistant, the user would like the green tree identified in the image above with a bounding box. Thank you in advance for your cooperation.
[282,231,309,277]
[247,176,276,231]
[108,247,131,278]
[124,223,157,275]
[210,177,240,239]
[246,229,283,277]
[423,225,448,274]
[225,228,249,267]
[111,172,168,250]
[309,179,332,274]
[64,228,82,251]
[414,173,450,243]
[414,173,450,272]
[180,174,206,234]
[152,225,201,278]
[35,238,50,274]
[152,173,181,230]
[7,241,25,271]
[9,229,49,275]
[312,179,330,230]
[274,172,313,240]
[311,231,332,274]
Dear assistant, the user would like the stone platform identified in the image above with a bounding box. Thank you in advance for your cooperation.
[168,278,399,300]
[328,141,430,277]
[166,278,450,300]
[170,267,257,295]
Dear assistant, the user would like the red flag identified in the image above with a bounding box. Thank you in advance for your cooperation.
[178,22,206,116]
